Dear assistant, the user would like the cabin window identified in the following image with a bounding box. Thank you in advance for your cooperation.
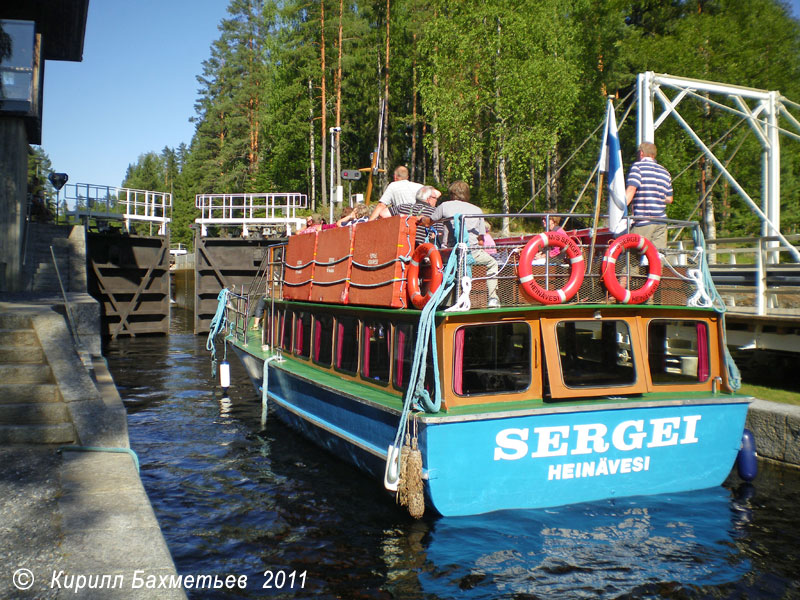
[279,310,292,352]
[335,315,359,374]
[648,320,710,384]
[312,314,334,367]
[294,312,312,359]
[393,322,434,392]
[556,320,635,388]
[454,322,531,396]
[361,321,390,385]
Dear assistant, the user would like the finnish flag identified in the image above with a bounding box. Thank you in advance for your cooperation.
[599,99,627,234]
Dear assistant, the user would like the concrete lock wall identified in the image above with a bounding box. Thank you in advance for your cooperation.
[0,117,28,292]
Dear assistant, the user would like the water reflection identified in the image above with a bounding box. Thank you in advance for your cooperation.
[102,308,800,599]
[419,489,745,599]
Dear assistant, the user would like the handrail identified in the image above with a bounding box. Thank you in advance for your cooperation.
[50,245,82,350]
[21,198,32,267]
[704,234,800,266]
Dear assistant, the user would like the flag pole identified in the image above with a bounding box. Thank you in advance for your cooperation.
[589,97,613,274]
[588,171,604,274]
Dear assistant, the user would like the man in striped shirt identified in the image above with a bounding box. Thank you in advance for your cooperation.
[625,142,673,249]
[390,185,443,245]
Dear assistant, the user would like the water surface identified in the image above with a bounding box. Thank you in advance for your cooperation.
[104,308,800,599]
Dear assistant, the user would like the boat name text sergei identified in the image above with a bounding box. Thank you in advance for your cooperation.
[493,416,701,461]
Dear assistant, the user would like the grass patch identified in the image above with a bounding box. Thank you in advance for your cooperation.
[739,383,800,406]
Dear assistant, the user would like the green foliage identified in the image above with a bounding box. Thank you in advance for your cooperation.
[28,146,54,199]
[119,0,800,240]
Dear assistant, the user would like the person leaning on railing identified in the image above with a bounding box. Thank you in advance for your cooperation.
[420,180,500,308]
[625,141,673,250]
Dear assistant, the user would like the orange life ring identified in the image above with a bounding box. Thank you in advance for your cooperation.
[601,233,662,304]
[407,243,443,309]
[518,231,585,305]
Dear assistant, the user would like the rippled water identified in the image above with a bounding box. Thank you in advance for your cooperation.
[104,308,800,599]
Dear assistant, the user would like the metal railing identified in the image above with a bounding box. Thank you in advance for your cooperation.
[704,234,800,315]
[195,192,307,237]
[61,183,172,234]
[225,245,285,348]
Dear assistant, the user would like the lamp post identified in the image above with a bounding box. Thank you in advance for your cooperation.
[329,127,341,224]
[48,172,68,222]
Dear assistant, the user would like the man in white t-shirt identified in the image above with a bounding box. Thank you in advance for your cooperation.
[368,165,422,221]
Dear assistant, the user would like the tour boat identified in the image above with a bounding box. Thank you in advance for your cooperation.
[212,213,752,517]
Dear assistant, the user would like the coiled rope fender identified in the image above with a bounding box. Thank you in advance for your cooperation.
[518,231,585,304]
[406,243,444,309]
[601,234,662,304]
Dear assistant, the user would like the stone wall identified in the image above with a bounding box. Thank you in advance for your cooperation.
[746,399,800,468]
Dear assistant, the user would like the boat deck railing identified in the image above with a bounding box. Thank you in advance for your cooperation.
[231,214,719,318]
[464,216,708,309]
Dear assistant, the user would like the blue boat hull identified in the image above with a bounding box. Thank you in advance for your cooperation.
[234,347,749,517]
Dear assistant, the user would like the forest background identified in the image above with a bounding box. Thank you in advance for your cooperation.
[30,0,800,249]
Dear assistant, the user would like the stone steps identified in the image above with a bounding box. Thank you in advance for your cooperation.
[0,344,45,364]
[0,315,74,445]
[0,423,75,444]
[0,363,55,385]
[23,224,72,293]
[0,402,69,424]
[0,383,61,403]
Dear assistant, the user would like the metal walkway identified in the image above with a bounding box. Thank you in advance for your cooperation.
[194,193,307,237]
[60,183,172,234]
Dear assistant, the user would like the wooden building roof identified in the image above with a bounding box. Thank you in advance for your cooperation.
[3,0,89,62]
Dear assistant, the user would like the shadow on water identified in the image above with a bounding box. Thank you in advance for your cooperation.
[103,307,800,599]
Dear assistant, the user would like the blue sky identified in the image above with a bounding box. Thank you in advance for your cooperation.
[39,0,800,190]
[41,0,230,188]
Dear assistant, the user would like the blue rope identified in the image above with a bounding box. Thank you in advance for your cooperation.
[389,215,466,470]
[58,445,140,472]
[206,288,230,376]
[692,226,742,391]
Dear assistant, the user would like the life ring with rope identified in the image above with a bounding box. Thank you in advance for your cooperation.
[518,231,585,305]
[601,233,662,304]
[407,243,443,309]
